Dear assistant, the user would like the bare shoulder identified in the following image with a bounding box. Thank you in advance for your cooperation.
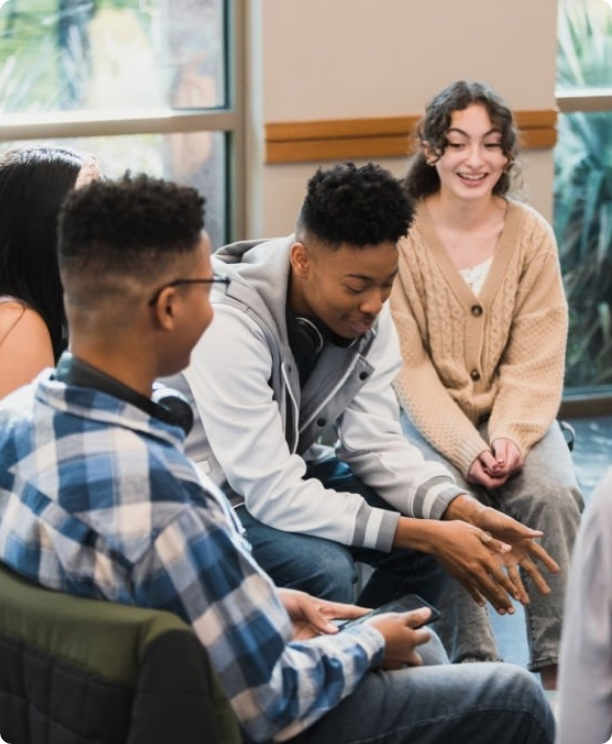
[0,303,54,398]
[0,298,25,324]
[0,302,51,347]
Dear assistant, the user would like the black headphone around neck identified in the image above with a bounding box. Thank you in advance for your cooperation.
[54,353,194,436]
[286,310,361,359]
[287,314,325,357]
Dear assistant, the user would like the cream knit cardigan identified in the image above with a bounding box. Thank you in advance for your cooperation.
[391,199,568,478]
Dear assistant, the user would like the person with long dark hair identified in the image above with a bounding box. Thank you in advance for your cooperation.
[0,145,98,398]
[391,80,584,689]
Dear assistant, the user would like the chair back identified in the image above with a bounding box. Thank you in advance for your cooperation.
[0,562,241,744]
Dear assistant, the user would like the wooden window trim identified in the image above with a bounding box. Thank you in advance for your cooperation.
[265,110,557,164]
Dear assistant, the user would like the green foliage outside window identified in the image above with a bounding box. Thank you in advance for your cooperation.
[0,1,158,112]
[0,0,64,111]
[556,0,612,387]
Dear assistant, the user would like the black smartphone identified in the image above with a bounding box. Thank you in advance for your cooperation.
[334,593,441,631]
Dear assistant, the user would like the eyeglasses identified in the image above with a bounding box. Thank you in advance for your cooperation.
[147,274,230,306]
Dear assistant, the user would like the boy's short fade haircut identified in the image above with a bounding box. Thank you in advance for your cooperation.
[296,161,413,248]
[58,173,205,281]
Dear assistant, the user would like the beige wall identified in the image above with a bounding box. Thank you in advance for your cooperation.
[246,0,558,237]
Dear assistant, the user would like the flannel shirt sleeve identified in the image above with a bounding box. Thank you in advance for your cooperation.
[131,487,384,743]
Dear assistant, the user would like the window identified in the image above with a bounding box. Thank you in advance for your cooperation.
[0,0,244,248]
[555,0,612,393]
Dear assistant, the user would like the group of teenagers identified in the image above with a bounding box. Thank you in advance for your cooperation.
[0,80,601,744]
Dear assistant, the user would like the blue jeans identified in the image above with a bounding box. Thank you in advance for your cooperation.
[286,662,554,744]
[236,458,446,609]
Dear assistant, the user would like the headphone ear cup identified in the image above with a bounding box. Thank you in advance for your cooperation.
[290,317,325,356]
[151,385,194,436]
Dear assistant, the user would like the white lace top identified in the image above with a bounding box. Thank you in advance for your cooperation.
[459,255,494,296]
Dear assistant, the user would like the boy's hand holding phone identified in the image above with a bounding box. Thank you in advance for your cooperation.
[369,607,433,669]
[333,594,441,670]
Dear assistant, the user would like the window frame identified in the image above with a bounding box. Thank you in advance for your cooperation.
[556,89,612,414]
[0,0,246,241]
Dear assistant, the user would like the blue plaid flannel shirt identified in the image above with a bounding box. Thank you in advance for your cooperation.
[0,372,384,743]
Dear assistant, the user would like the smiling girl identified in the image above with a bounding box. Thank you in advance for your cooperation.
[390,80,584,690]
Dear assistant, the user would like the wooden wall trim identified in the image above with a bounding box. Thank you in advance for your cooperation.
[265,109,557,164]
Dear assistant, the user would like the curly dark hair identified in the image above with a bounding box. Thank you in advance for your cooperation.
[296,162,413,247]
[0,145,85,360]
[404,80,519,202]
[58,173,205,283]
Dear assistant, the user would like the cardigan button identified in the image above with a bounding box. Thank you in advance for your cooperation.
[470,369,481,381]
[316,417,326,427]
[471,305,483,317]
[359,371,369,380]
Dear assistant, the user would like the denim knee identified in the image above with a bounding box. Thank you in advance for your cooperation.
[299,546,357,603]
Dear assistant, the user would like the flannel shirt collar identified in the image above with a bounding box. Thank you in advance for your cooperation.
[35,370,187,451]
